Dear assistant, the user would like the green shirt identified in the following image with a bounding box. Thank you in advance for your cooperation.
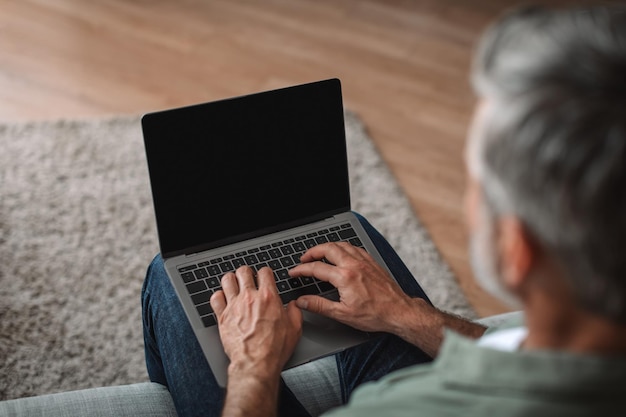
[324,322,626,416]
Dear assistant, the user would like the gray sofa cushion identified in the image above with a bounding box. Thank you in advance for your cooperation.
[0,382,177,417]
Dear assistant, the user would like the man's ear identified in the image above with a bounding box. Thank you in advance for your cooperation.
[496,216,535,291]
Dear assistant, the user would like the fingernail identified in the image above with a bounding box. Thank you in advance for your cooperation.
[296,299,308,309]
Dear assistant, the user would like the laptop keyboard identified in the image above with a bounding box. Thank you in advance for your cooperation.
[177,223,364,327]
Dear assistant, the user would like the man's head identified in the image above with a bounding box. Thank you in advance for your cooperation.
[466,6,626,323]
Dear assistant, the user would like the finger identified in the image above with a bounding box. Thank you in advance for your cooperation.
[299,243,336,263]
[286,301,303,330]
[289,261,340,284]
[300,242,365,265]
[296,295,338,317]
[257,267,278,293]
[235,266,256,290]
[340,241,370,259]
[333,241,369,259]
[211,290,227,317]
[220,272,238,299]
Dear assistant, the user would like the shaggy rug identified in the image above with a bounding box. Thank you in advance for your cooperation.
[0,112,475,401]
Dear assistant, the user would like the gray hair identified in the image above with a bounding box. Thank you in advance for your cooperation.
[471,6,626,323]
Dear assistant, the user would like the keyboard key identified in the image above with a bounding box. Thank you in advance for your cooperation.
[232,258,246,268]
[186,280,207,294]
[247,248,260,254]
[318,229,329,234]
[280,285,319,304]
[235,251,247,257]
[207,265,221,276]
[330,226,341,231]
[268,260,281,270]
[210,258,222,264]
[288,277,303,289]
[291,254,302,264]
[181,272,195,283]
[280,256,295,268]
[269,249,282,259]
[277,281,290,292]
[257,251,271,262]
[206,277,221,288]
[192,290,212,305]
[202,315,217,327]
[295,235,306,241]
[179,265,197,272]
[304,239,316,249]
[196,302,214,316]
[197,261,210,267]
[301,276,314,285]
[187,281,207,294]
[281,246,294,255]
[223,254,235,260]
[327,232,340,242]
[293,242,306,252]
[340,223,351,229]
[257,262,268,270]
[315,235,329,244]
[283,238,295,244]
[349,237,363,247]
[244,255,258,265]
[271,242,283,247]
[277,269,290,280]
[260,244,271,250]
[306,232,318,238]
[338,228,357,240]
[317,281,335,293]
[193,268,209,279]
[219,261,234,273]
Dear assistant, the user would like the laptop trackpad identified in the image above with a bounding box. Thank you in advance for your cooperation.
[304,310,366,340]
[286,308,370,368]
[301,290,368,345]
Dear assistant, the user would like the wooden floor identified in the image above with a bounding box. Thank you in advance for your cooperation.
[0,0,593,316]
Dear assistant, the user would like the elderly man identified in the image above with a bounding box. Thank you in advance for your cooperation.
[141,5,626,417]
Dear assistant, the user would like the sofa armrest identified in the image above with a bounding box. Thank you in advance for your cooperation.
[0,382,177,417]
[476,311,523,328]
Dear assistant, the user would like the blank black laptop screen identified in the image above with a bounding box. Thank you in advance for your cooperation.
[142,79,350,258]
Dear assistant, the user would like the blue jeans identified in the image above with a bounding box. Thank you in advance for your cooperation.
[142,214,433,417]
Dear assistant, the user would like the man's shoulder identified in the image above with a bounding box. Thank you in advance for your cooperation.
[322,334,487,417]
[323,328,626,417]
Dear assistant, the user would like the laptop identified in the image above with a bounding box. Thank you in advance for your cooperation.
[141,78,395,386]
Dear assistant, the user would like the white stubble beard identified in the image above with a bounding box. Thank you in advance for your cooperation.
[469,203,523,309]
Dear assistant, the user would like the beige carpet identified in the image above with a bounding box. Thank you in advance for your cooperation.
[0,112,475,401]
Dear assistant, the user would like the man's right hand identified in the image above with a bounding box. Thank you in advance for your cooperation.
[289,242,486,357]
[289,242,431,336]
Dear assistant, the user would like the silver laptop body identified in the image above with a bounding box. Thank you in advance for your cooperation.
[142,79,395,387]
